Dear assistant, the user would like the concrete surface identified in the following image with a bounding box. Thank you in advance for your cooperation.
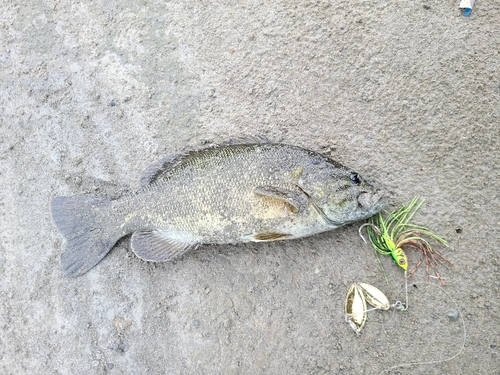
[1,0,499,374]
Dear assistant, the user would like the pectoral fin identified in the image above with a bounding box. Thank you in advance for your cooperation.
[253,186,307,214]
[131,230,195,262]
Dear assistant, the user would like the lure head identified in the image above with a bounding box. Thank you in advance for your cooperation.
[391,248,408,271]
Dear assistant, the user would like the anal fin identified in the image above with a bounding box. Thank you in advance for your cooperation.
[131,230,195,262]
[252,233,291,242]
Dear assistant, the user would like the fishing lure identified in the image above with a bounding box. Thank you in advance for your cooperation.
[345,284,367,335]
[345,282,390,334]
[343,281,467,371]
[357,282,390,311]
[359,197,451,285]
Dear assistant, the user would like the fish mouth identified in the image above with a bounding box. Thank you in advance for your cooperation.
[309,190,386,227]
[357,190,386,214]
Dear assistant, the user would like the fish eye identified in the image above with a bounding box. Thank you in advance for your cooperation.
[399,258,406,265]
[350,173,361,185]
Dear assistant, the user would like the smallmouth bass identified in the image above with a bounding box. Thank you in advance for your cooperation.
[52,142,385,276]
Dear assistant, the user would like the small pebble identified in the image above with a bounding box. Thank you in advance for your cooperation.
[109,100,116,107]
[109,340,128,353]
[423,3,431,10]
[447,310,459,320]
[490,344,496,349]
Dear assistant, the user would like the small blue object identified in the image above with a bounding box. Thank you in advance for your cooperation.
[459,0,475,16]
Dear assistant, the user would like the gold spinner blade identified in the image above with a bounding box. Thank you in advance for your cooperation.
[357,282,390,311]
[345,284,367,334]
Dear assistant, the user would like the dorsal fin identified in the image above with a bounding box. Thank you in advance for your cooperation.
[219,136,270,146]
[140,137,271,186]
[140,153,186,186]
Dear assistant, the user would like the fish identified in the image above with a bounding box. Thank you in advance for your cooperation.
[51,141,385,276]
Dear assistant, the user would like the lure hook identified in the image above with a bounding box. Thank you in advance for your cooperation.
[358,223,381,244]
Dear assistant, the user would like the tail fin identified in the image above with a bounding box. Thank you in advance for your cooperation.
[51,196,119,277]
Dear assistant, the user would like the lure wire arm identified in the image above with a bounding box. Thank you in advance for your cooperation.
[388,272,409,311]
